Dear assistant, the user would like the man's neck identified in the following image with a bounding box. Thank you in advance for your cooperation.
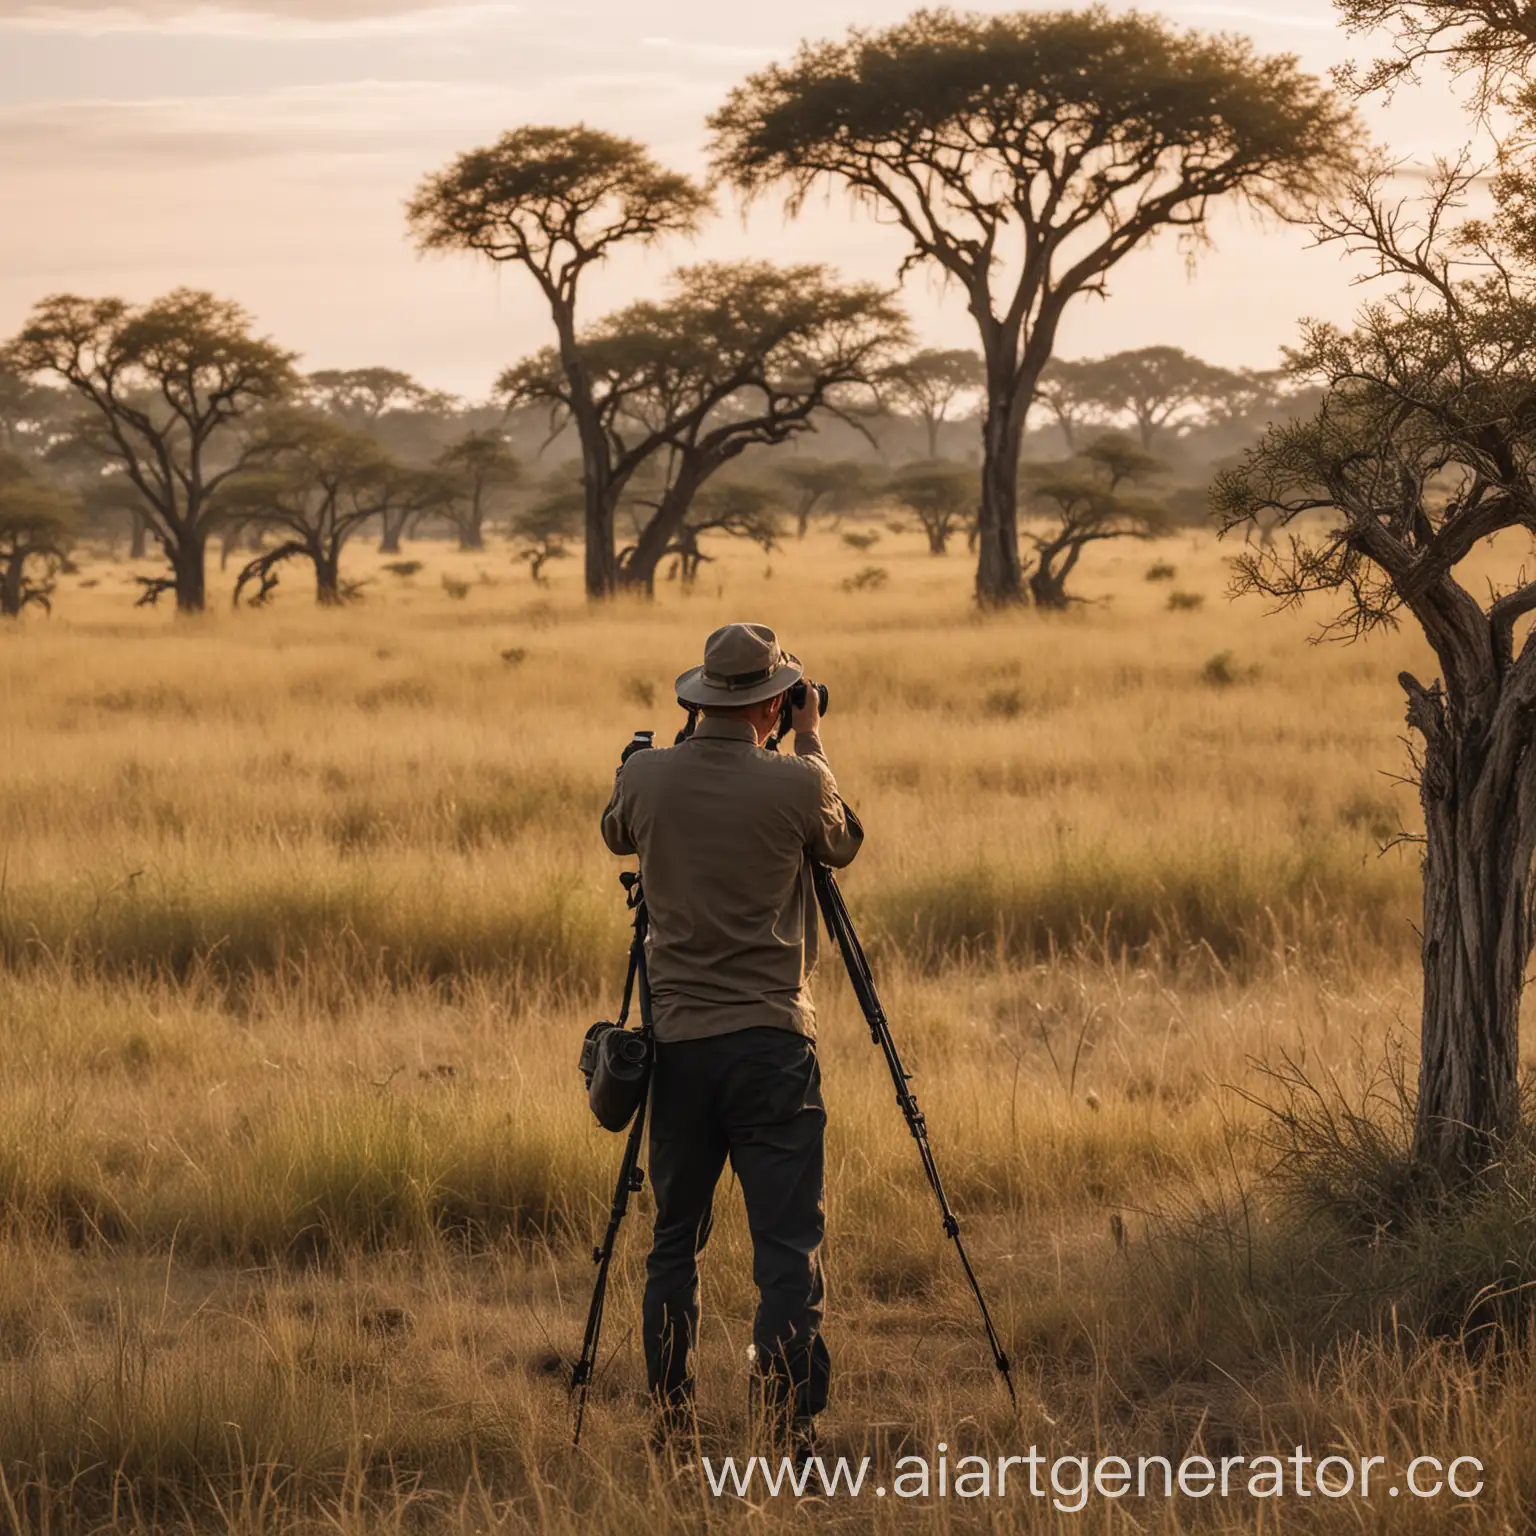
[700,710,770,747]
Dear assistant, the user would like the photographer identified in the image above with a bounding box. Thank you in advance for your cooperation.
[601,621,862,1458]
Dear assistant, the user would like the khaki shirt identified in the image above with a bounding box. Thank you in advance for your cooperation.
[601,717,863,1042]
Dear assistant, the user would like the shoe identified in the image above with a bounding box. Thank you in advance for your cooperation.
[789,1418,818,1473]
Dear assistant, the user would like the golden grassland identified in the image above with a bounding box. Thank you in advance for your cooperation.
[0,524,1531,1532]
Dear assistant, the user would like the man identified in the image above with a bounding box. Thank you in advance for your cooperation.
[601,621,863,1455]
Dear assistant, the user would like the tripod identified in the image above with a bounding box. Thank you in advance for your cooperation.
[570,855,1018,1445]
[571,872,653,1447]
[812,864,1016,1406]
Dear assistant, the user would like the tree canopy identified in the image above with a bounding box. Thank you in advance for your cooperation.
[710,6,1358,603]
[431,429,521,550]
[1023,435,1169,607]
[0,449,74,617]
[304,368,455,425]
[775,458,873,537]
[408,126,710,597]
[220,413,429,606]
[1214,149,1536,1179]
[501,260,907,591]
[1335,0,1536,103]
[887,460,977,554]
[1084,347,1241,449]
[4,289,296,612]
[880,348,984,457]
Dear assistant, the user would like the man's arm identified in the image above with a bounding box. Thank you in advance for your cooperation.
[792,684,863,870]
[601,767,635,856]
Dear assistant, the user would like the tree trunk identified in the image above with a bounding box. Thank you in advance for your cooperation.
[925,415,940,460]
[315,551,343,605]
[0,552,22,617]
[618,464,705,596]
[379,515,403,555]
[171,533,207,614]
[926,524,949,555]
[129,510,148,561]
[975,383,1027,606]
[581,472,616,598]
[458,486,485,550]
[1405,673,1533,1182]
[616,513,668,595]
[553,306,617,600]
[1028,564,1068,610]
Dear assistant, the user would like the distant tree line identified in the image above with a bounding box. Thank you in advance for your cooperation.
[0,5,1358,614]
[0,307,1313,616]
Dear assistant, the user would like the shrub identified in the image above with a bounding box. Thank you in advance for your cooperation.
[841,530,882,552]
[621,676,656,708]
[983,687,1025,719]
[1145,561,1176,581]
[841,566,889,593]
[1166,589,1204,611]
[441,576,470,600]
[1201,651,1258,687]
[383,561,423,579]
[1154,1055,1536,1361]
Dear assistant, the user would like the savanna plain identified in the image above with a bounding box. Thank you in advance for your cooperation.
[0,526,1528,1533]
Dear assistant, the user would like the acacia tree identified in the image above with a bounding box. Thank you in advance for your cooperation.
[0,451,73,617]
[304,368,453,425]
[0,367,72,458]
[887,460,976,554]
[222,416,427,605]
[1023,435,1167,607]
[432,429,521,549]
[881,347,984,457]
[711,7,1356,605]
[1335,0,1536,100]
[503,261,907,594]
[1034,358,1113,453]
[4,290,296,611]
[1202,366,1289,427]
[663,480,782,584]
[1214,155,1536,1182]
[408,126,710,597]
[775,458,872,537]
[513,480,581,584]
[1089,346,1240,448]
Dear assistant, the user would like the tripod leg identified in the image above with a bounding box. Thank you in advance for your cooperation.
[812,866,1018,1409]
[572,1079,650,1446]
[572,886,657,1447]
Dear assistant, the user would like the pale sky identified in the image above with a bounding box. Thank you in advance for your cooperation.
[0,0,1475,398]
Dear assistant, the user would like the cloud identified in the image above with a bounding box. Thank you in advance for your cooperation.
[0,80,508,166]
[1162,2,1337,31]
[638,35,782,63]
[0,70,724,175]
[0,1,515,39]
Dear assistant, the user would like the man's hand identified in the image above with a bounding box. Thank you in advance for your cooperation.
[792,680,821,736]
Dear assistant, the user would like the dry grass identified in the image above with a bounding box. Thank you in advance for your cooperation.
[0,525,1524,1531]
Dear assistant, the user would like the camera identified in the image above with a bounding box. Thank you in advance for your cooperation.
[621,729,654,764]
[776,679,830,742]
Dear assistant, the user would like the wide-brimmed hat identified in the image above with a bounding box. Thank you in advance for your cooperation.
[675,622,803,709]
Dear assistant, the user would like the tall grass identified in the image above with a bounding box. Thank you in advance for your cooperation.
[2,533,1427,991]
[0,528,1515,1531]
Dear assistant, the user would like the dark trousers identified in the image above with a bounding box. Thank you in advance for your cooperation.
[643,1026,830,1424]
